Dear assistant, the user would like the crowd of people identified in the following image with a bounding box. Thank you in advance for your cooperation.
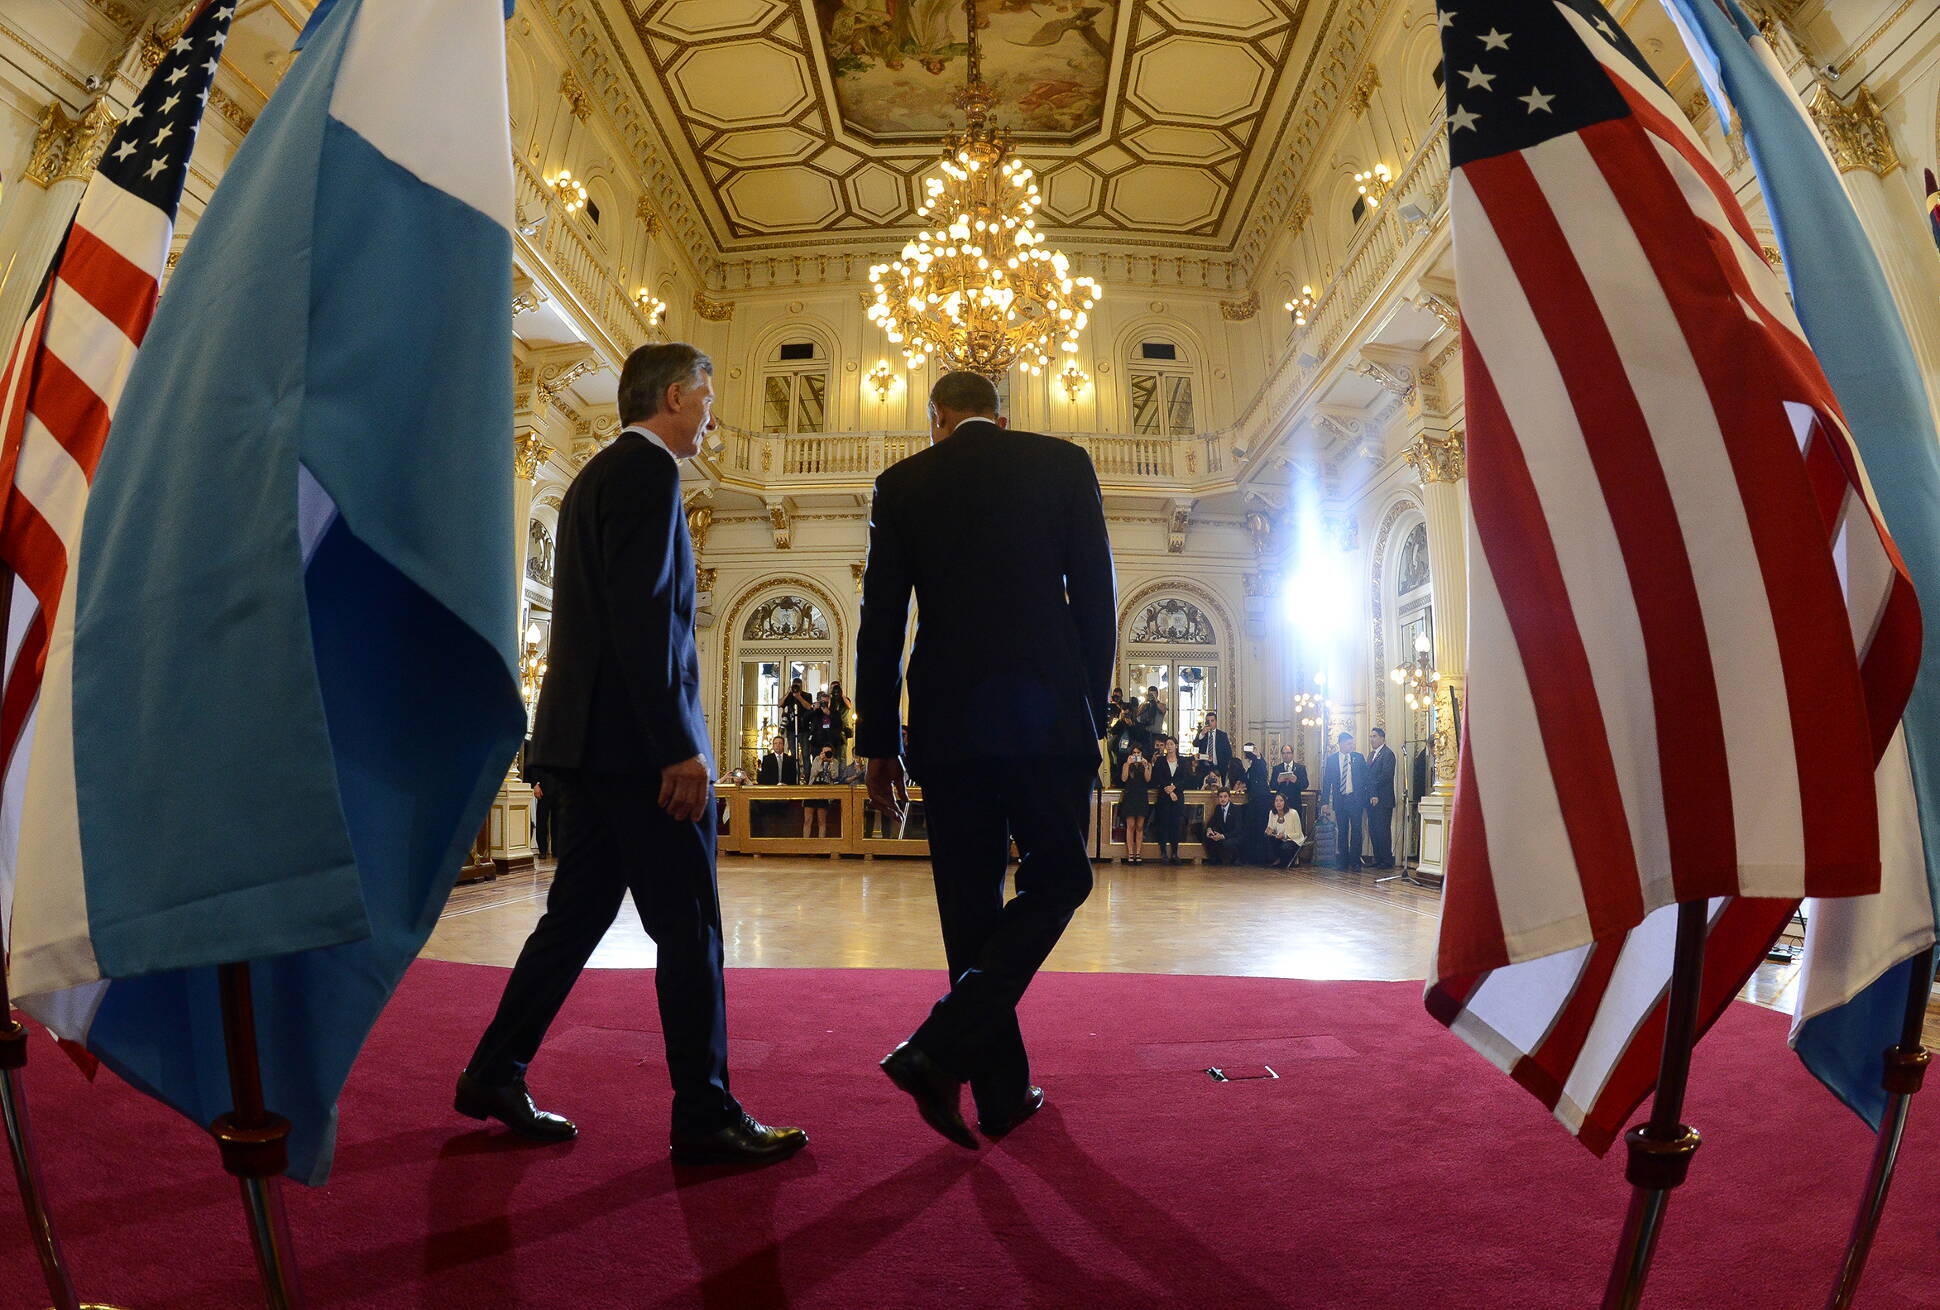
[733,683,1409,872]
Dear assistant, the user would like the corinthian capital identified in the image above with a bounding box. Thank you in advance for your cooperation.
[1405,429,1466,484]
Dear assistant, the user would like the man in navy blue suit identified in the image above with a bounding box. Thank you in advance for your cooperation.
[458,343,805,1168]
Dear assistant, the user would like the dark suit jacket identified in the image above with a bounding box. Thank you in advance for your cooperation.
[1192,729,1232,774]
[1243,756,1269,803]
[1271,761,1309,804]
[1366,744,1398,808]
[856,419,1116,769]
[1318,751,1370,811]
[1206,803,1238,841]
[530,432,708,775]
[755,753,798,785]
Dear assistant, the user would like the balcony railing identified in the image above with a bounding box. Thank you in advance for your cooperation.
[717,426,1227,489]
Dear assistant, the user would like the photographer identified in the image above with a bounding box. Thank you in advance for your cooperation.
[782,677,817,772]
[827,680,854,762]
[804,744,841,837]
[1119,742,1152,865]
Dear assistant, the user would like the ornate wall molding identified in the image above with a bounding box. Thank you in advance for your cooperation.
[693,291,735,322]
[1367,494,1425,734]
[560,69,592,121]
[714,572,850,764]
[1220,290,1261,321]
[1117,576,1242,727]
[1347,65,1380,118]
[1805,84,1900,176]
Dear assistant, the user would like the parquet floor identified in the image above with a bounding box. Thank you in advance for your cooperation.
[423,854,1940,1048]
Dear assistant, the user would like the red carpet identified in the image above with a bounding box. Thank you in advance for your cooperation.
[0,962,1935,1308]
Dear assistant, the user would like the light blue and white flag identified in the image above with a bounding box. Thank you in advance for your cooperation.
[1663,0,1940,1128]
[6,0,525,1182]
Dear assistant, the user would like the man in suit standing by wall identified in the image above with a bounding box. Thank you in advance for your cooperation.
[1318,730,1369,872]
[457,343,805,1168]
[859,370,1116,1149]
[1240,742,1270,864]
[1364,726,1398,869]
[1192,712,1233,781]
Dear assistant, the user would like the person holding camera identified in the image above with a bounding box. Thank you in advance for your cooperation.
[1119,744,1151,865]
[828,680,854,762]
[804,744,841,837]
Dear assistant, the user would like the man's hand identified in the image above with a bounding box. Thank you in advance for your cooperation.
[531,782,543,801]
[659,755,712,823]
[1369,797,1381,809]
[867,756,910,826]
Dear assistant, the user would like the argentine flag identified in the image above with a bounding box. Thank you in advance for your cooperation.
[1663,0,1940,1127]
[7,0,525,1182]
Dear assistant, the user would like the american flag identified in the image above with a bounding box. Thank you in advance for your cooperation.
[0,1,236,799]
[1424,0,1923,1152]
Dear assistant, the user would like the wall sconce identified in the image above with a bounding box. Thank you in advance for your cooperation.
[633,289,667,326]
[1354,163,1393,209]
[1058,362,1090,401]
[866,359,896,402]
[1284,284,1316,326]
[550,169,588,213]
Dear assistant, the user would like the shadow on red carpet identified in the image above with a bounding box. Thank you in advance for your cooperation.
[0,962,1934,1307]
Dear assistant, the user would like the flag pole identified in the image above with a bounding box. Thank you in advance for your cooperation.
[0,563,116,1310]
[1823,945,1935,1310]
[212,962,305,1309]
[1601,899,1709,1310]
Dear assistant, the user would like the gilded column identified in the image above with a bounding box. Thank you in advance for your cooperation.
[490,428,552,873]
[1404,427,1466,879]
[0,97,123,349]
[1803,83,1940,434]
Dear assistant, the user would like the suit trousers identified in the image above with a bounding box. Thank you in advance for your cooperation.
[1367,799,1394,867]
[910,755,1096,1119]
[533,792,555,857]
[1332,801,1365,869]
[466,770,740,1135]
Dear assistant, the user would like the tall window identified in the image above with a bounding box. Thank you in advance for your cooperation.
[1128,339,1195,437]
[762,340,829,434]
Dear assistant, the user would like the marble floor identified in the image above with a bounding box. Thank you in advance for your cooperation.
[424,853,1940,1043]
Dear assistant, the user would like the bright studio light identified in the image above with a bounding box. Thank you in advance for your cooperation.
[1287,551,1352,642]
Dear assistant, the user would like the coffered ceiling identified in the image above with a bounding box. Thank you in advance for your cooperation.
[599,0,1348,257]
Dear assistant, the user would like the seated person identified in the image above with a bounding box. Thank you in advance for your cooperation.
[756,735,798,785]
[1203,788,1241,866]
[1264,792,1306,869]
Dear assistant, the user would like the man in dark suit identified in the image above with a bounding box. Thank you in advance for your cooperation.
[521,744,555,859]
[859,370,1116,1148]
[1192,713,1233,779]
[457,343,805,1168]
[1271,744,1309,812]
[1318,731,1370,871]
[1203,788,1241,865]
[1365,726,1398,869]
[755,735,798,785]
[1240,742,1270,863]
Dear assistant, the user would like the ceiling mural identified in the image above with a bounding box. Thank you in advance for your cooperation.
[616,0,1324,249]
[814,1,1117,140]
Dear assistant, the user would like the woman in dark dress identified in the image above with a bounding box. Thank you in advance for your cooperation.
[1120,745,1152,864]
[1149,735,1185,866]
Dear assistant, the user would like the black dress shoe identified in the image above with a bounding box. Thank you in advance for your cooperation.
[978,1086,1045,1139]
[670,1113,808,1166]
[880,1042,977,1149]
[454,1072,578,1142]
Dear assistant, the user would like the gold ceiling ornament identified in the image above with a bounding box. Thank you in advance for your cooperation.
[1804,84,1899,177]
[866,0,1101,382]
[692,291,734,322]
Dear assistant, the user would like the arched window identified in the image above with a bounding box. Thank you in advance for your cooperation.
[1396,523,1430,596]
[1350,195,1369,225]
[1127,339,1195,437]
[761,340,829,434]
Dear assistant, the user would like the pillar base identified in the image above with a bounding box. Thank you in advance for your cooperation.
[491,780,538,873]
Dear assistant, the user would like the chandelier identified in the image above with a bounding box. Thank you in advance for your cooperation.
[866,0,1101,382]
